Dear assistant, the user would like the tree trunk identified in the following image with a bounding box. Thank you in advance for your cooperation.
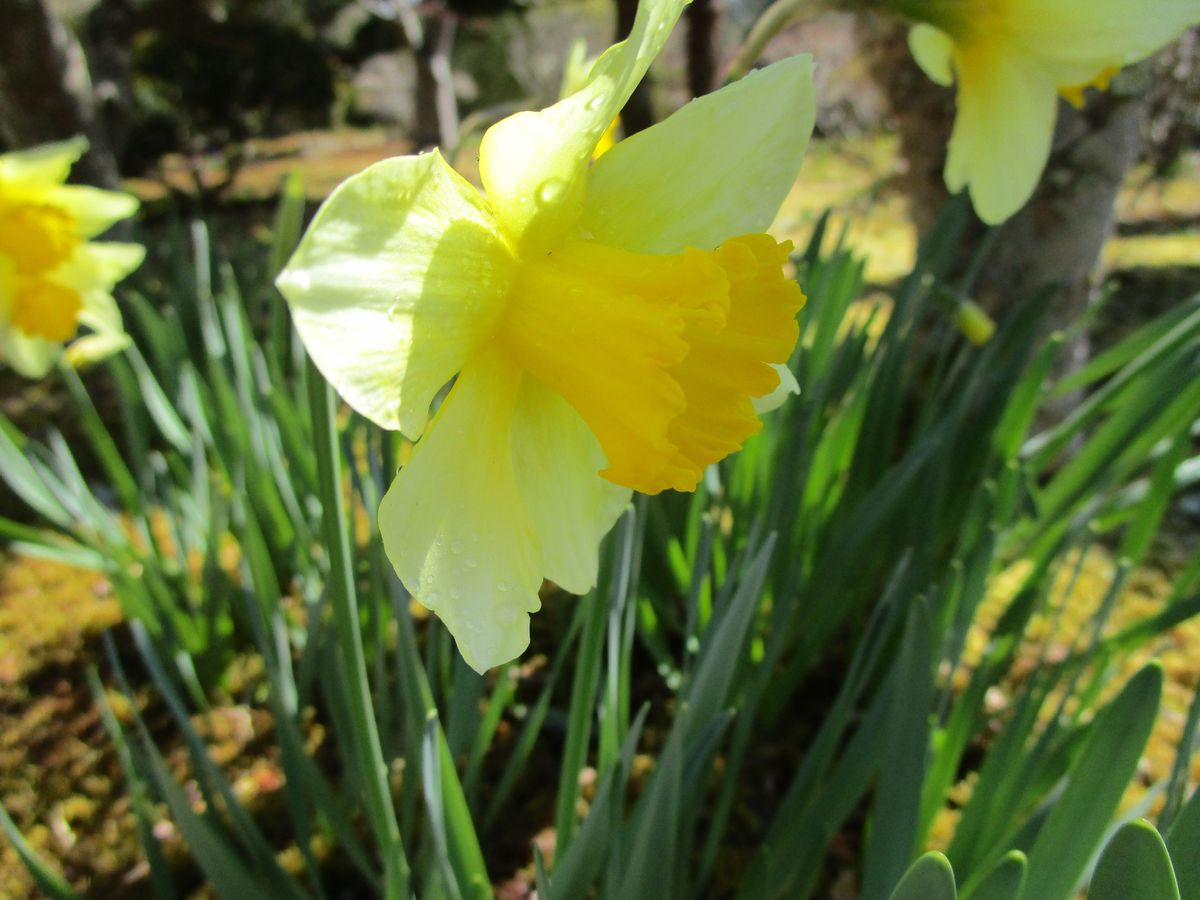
[414,10,460,150]
[0,0,119,188]
[686,0,719,97]
[83,0,134,160]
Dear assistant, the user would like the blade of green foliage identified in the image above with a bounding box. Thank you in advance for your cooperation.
[1019,662,1164,900]
[123,626,309,898]
[1166,787,1200,900]
[1051,294,1200,397]
[862,598,934,900]
[1160,667,1200,835]
[88,669,179,900]
[421,715,490,900]
[1090,820,1180,900]
[0,413,73,526]
[963,851,1025,900]
[548,706,649,900]
[482,609,584,831]
[1026,296,1200,465]
[888,852,956,900]
[0,803,79,900]
[306,360,410,898]
[682,536,774,738]
[555,507,638,853]
[733,558,913,899]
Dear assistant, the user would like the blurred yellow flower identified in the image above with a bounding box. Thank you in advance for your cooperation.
[902,0,1199,224]
[278,0,815,671]
[0,138,143,377]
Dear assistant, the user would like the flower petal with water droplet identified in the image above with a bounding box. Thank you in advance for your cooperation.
[378,345,543,673]
[277,150,517,439]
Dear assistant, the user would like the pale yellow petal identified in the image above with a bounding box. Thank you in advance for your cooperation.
[46,184,140,238]
[581,55,815,254]
[752,363,799,414]
[0,328,60,378]
[0,137,87,188]
[946,45,1058,224]
[378,346,542,672]
[1006,0,1198,79]
[53,242,144,293]
[909,24,956,87]
[511,377,631,595]
[276,151,517,439]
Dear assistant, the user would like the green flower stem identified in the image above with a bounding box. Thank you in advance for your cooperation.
[723,0,830,83]
[307,357,410,898]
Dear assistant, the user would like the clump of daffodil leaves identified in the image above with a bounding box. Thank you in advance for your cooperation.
[0,137,143,377]
[894,0,1200,224]
[278,0,815,672]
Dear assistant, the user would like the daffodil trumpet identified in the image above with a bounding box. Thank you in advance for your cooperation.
[900,0,1200,224]
[278,0,816,671]
[0,137,143,377]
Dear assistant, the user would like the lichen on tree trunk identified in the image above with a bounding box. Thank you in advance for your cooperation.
[0,0,120,189]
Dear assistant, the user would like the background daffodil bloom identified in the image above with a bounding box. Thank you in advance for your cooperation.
[0,137,144,377]
[902,0,1200,225]
[277,0,816,672]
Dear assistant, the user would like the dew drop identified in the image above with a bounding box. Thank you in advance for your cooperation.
[451,541,463,555]
[537,179,567,205]
[585,94,606,111]
[496,581,509,593]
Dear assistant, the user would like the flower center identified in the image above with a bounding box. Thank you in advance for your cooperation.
[496,234,803,494]
[0,202,85,341]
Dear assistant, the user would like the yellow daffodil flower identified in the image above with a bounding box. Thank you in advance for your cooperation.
[0,138,144,377]
[277,0,815,671]
[900,0,1200,224]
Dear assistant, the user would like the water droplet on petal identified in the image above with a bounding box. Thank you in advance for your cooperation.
[496,581,509,593]
[585,94,605,111]
[451,541,463,555]
[537,179,567,205]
